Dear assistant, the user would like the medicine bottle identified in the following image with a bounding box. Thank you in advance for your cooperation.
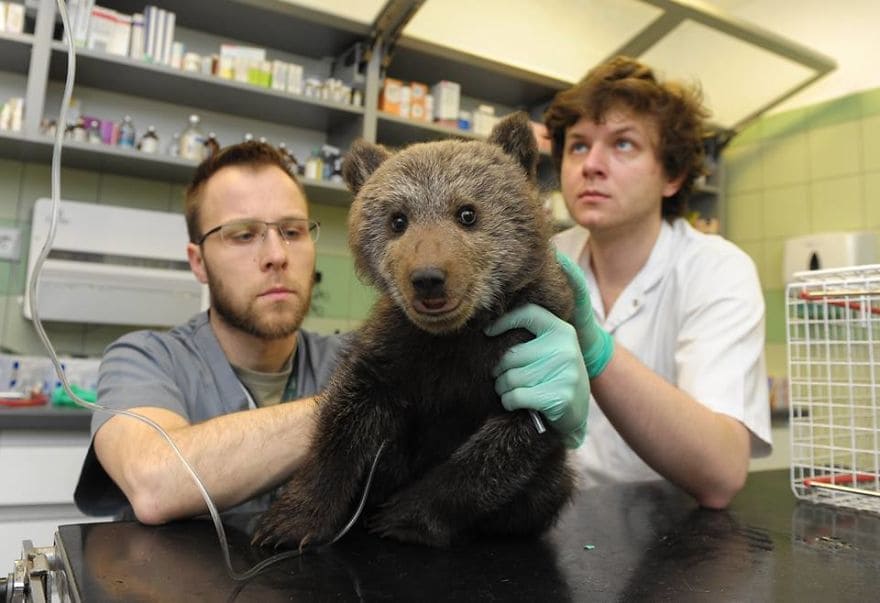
[118,115,136,149]
[167,132,180,157]
[138,126,159,153]
[179,114,206,161]
[86,119,102,144]
[68,118,87,143]
[304,149,322,180]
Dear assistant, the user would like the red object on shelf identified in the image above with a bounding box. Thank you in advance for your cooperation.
[0,392,49,407]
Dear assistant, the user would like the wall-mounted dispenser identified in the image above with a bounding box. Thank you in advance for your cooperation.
[783,231,878,284]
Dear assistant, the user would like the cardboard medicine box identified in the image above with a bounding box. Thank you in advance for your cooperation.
[410,82,429,122]
[431,80,460,121]
[380,77,404,115]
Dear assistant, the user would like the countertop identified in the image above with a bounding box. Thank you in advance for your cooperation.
[52,469,880,601]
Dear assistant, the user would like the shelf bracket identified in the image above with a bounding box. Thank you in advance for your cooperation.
[365,0,426,77]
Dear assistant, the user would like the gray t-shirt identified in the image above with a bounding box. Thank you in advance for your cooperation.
[74,311,347,518]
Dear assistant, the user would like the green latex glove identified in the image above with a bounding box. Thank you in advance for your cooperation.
[554,250,615,378]
[486,303,589,448]
[51,383,97,407]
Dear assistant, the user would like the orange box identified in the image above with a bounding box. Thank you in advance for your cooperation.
[379,77,404,115]
[409,82,429,122]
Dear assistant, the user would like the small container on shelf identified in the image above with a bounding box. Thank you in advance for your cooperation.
[138,126,160,153]
[179,114,206,161]
[86,118,102,144]
[99,119,119,145]
[167,132,180,157]
[118,115,136,149]
[304,149,323,180]
[66,118,86,143]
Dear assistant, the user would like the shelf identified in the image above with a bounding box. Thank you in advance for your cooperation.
[0,31,33,75]
[0,405,92,431]
[694,183,721,195]
[101,0,370,59]
[48,44,365,131]
[0,131,352,206]
[389,37,572,110]
[376,111,483,149]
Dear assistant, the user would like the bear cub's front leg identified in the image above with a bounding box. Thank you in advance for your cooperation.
[251,458,346,550]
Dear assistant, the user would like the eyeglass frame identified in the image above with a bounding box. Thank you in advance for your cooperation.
[197,218,320,247]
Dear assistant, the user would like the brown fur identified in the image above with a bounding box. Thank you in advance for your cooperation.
[253,112,576,549]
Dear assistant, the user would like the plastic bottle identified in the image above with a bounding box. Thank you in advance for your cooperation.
[167,132,180,157]
[86,118,102,144]
[138,125,159,153]
[179,114,206,161]
[69,117,87,143]
[118,115,136,149]
[304,148,322,180]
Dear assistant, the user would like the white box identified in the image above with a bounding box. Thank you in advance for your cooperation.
[161,9,175,65]
[5,2,24,34]
[783,231,879,284]
[473,105,499,137]
[286,63,303,95]
[431,80,460,121]
[128,12,144,60]
[86,6,131,56]
[271,60,288,91]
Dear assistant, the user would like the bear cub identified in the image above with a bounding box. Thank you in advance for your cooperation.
[253,112,576,549]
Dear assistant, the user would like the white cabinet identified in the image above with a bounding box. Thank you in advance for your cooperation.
[0,429,111,563]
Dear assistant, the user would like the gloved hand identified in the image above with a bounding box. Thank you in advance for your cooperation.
[554,250,614,378]
[486,303,590,448]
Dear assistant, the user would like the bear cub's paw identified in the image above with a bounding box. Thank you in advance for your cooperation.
[367,494,456,547]
[251,500,324,551]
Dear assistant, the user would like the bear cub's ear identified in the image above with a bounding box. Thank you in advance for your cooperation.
[488,111,539,183]
[342,139,392,195]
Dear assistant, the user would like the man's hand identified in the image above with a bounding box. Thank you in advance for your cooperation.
[554,250,614,377]
[486,303,589,448]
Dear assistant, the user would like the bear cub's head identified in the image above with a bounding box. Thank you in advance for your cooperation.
[342,112,552,335]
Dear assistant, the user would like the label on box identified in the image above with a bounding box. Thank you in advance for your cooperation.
[380,77,404,115]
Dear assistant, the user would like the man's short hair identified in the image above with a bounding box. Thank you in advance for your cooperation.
[184,141,305,243]
[544,56,709,221]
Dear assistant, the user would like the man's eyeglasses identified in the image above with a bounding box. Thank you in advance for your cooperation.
[198,218,320,247]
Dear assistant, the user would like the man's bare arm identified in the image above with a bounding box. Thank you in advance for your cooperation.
[591,346,751,508]
[94,398,317,524]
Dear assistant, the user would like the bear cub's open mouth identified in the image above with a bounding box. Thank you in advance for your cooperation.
[412,297,459,315]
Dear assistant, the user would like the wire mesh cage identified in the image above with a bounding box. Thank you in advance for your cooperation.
[787,264,880,514]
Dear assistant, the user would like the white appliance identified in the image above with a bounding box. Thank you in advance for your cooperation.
[782,231,878,285]
[23,198,206,327]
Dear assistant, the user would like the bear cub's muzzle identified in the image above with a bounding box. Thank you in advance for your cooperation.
[411,266,453,313]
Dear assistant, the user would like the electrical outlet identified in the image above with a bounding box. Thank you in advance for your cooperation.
[0,226,22,261]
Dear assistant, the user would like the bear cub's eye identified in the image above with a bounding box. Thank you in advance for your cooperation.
[457,206,477,227]
[390,213,408,233]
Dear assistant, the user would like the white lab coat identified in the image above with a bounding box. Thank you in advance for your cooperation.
[553,218,772,488]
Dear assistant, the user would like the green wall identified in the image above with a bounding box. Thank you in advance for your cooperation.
[0,162,370,355]
[723,88,880,375]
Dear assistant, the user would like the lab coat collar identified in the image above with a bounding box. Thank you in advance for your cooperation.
[575,220,675,331]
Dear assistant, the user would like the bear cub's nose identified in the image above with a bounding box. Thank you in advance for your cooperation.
[411,267,447,302]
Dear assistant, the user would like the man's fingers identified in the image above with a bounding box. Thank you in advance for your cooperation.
[554,250,590,302]
[484,303,561,337]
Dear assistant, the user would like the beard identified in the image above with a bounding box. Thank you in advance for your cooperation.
[204,261,311,340]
